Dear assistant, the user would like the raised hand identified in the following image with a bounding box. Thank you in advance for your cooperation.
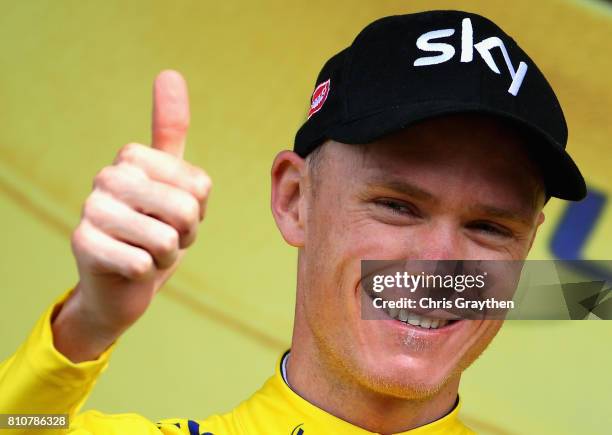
[52,71,211,362]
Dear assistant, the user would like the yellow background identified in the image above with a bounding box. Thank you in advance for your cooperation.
[0,1,610,434]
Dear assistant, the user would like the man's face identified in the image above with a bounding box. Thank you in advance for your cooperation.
[297,114,545,398]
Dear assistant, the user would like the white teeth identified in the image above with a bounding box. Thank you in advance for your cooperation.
[384,306,449,330]
[407,312,420,326]
[388,307,399,319]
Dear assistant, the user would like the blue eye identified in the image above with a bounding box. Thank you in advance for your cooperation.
[376,199,419,216]
[469,222,512,238]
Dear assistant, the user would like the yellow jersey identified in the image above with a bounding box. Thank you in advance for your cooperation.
[0,291,476,434]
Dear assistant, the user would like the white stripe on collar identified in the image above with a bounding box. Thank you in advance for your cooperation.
[281,351,290,386]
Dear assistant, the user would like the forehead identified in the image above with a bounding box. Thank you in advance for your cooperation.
[371,114,528,157]
[324,114,537,171]
[316,114,544,207]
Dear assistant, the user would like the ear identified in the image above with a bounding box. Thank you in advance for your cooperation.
[527,211,546,252]
[271,150,307,247]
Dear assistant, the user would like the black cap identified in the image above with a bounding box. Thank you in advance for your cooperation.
[294,10,586,201]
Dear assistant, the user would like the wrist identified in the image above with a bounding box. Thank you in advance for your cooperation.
[51,286,121,363]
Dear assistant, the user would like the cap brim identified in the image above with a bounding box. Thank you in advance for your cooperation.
[325,102,587,201]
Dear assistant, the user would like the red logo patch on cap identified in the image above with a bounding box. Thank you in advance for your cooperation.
[307,79,330,119]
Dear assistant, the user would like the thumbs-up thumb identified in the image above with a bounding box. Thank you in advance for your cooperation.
[152,70,190,158]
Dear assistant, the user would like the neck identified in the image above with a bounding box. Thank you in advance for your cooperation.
[286,331,460,434]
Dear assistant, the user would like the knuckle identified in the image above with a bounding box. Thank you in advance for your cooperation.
[160,116,189,132]
[155,228,179,257]
[176,195,200,231]
[178,229,197,249]
[191,170,212,202]
[126,254,153,280]
[71,223,94,254]
[115,143,143,164]
[93,166,117,189]
[82,194,104,220]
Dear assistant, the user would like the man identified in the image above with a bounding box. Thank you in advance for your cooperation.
[0,10,585,435]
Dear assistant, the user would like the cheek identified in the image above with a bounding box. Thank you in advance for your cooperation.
[301,210,384,333]
[464,320,504,362]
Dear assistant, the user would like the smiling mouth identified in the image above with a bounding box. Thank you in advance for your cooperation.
[364,290,460,330]
[384,307,458,329]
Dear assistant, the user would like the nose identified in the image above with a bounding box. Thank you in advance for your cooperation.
[413,221,467,260]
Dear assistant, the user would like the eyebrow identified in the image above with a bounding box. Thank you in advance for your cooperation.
[468,204,533,226]
[365,176,533,226]
[365,176,438,203]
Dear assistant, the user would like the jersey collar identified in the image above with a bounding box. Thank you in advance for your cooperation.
[244,350,474,435]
